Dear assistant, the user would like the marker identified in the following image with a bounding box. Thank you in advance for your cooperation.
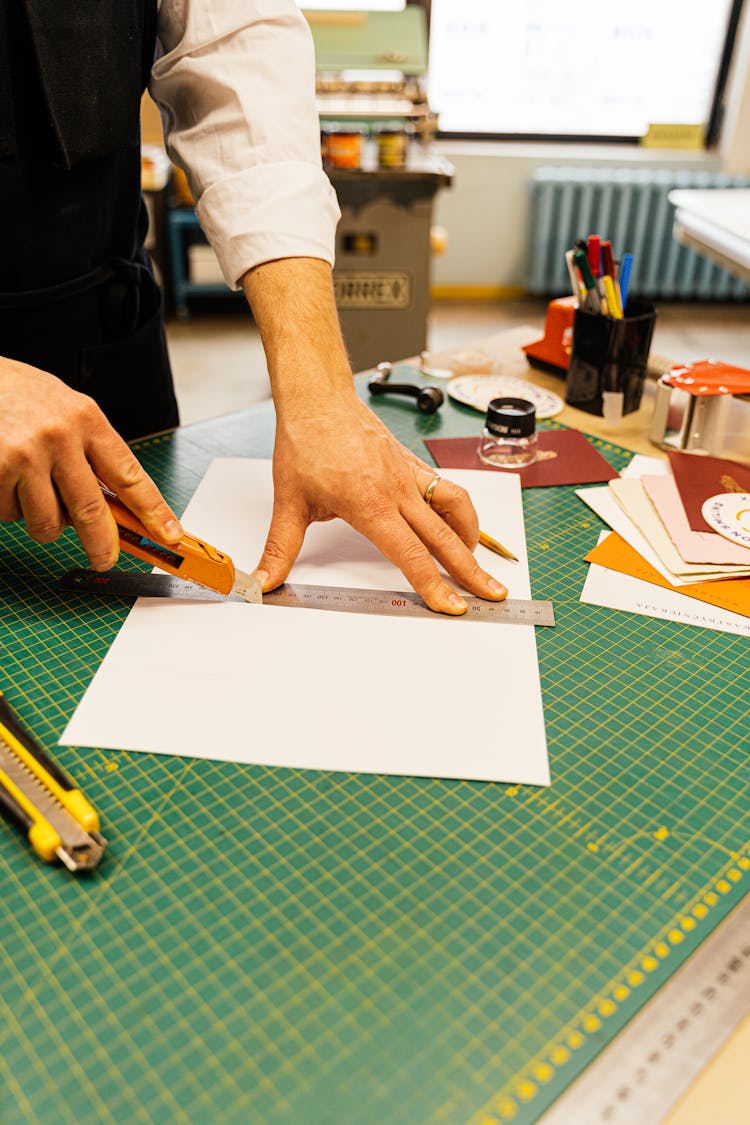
[587,234,601,278]
[574,249,601,313]
[601,240,616,280]
[619,252,634,311]
[564,249,587,306]
[603,275,622,319]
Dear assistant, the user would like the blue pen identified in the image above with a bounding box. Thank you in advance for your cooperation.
[619,253,634,312]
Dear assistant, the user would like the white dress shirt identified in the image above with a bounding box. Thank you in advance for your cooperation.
[151,0,340,289]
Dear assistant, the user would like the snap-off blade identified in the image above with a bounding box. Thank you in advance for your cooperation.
[231,570,263,604]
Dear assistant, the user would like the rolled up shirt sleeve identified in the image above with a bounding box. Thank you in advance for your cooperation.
[151,0,340,289]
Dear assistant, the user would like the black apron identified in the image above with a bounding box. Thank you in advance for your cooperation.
[0,0,179,441]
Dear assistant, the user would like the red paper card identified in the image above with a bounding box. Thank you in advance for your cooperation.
[668,451,750,533]
[425,430,618,488]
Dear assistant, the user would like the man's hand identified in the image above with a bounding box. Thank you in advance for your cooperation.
[242,259,507,616]
[0,356,182,568]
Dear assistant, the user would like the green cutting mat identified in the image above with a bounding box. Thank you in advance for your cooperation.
[1,372,748,1125]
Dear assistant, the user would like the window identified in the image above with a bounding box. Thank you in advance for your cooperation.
[427,0,744,143]
[300,1,405,10]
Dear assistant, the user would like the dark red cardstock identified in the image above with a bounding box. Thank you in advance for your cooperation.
[668,450,750,533]
[424,430,618,488]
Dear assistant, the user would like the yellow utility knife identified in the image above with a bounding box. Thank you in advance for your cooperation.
[0,692,106,872]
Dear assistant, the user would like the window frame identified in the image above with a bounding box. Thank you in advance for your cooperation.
[418,0,746,147]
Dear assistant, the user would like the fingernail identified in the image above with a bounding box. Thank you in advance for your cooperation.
[164,520,182,541]
[488,578,507,596]
[251,569,270,589]
[448,592,466,609]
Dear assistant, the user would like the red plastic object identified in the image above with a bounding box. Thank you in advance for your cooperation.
[663,359,750,397]
[522,296,577,374]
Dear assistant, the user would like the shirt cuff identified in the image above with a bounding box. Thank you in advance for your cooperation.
[195,162,341,290]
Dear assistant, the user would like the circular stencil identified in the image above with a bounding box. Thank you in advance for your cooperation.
[447,375,564,418]
[701,493,750,550]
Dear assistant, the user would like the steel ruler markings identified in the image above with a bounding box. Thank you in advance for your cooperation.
[538,893,750,1125]
[59,570,556,626]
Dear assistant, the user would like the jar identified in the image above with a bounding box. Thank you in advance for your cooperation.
[478,397,537,468]
[323,130,363,170]
[376,129,408,169]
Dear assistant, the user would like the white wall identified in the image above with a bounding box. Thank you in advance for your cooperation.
[430,145,723,290]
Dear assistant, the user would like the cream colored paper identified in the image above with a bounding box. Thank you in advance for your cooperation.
[62,460,550,786]
[577,486,750,588]
[608,478,750,580]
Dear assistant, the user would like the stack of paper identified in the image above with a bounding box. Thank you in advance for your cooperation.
[577,454,750,637]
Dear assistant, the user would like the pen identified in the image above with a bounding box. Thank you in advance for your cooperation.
[479,530,518,562]
[587,234,601,279]
[602,275,622,319]
[619,252,633,311]
[601,240,616,280]
[574,250,601,313]
[564,248,587,305]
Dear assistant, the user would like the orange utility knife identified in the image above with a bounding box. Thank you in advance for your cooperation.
[104,493,262,603]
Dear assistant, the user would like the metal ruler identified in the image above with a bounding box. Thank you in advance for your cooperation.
[539,893,750,1124]
[59,569,555,626]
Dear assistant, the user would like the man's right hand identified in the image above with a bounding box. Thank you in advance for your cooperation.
[0,356,182,568]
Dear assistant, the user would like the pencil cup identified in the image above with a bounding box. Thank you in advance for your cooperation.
[565,299,656,420]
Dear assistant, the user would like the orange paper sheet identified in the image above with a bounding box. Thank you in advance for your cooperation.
[585,532,750,620]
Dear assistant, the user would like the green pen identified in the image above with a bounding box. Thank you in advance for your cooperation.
[574,249,602,314]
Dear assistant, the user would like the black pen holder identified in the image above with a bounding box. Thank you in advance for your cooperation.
[565,298,656,417]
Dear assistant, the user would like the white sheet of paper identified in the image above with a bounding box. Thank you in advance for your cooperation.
[619,454,670,480]
[63,460,550,786]
[581,533,750,638]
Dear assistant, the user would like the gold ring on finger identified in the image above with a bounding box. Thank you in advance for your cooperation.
[423,473,441,507]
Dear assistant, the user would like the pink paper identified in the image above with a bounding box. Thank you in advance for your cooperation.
[642,475,750,565]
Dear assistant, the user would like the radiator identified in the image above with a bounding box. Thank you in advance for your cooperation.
[528,168,750,299]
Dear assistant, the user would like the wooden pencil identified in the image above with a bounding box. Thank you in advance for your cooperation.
[479,530,518,562]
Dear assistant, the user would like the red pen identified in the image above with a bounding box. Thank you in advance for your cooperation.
[587,234,601,278]
[601,239,616,279]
